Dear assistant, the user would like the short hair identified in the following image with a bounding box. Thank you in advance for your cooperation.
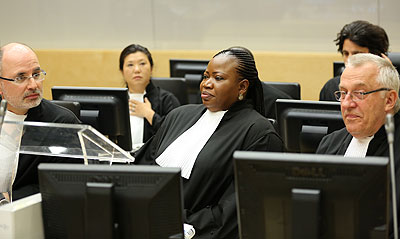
[335,20,389,56]
[213,48,265,115]
[119,44,153,71]
[347,53,400,112]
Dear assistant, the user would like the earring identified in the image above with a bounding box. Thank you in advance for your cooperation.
[238,93,243,101]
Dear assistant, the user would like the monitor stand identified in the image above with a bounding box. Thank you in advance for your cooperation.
[291,188,320,239]
[85,182,115,239]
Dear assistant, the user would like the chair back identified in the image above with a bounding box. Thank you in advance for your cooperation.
[51,100,81,119]
[262,81,301,100]
[152,77,189,105]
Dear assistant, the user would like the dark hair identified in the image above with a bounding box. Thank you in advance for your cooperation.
[213,48,265,115]
[335,20,389,56]
[119,44,154,71]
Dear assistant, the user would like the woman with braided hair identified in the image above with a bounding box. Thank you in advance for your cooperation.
[134,47,283,238]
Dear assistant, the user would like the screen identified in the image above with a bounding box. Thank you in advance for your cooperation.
[333,62,345,77]
[38,163,184,239]
[275,99,345,153]
[233,151,389,239]
[169,59,209,104]
[52,86,132,151]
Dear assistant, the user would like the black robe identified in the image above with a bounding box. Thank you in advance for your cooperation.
[142,80,180,142]
[319,76,340,101]
[316,112,400,238]
[134,100,284,239]
[12,99,81,200]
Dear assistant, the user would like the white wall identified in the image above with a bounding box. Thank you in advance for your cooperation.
[0,0,399,52]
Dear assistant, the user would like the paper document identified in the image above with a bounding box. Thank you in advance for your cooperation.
[184,223,195,239]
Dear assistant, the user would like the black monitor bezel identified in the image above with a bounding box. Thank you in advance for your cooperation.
[169,59,209,79]
[52,86,132,151]
[38,163,184,239]
[169,59,209,104]
[275,99,345,153]
[233,151,389,239]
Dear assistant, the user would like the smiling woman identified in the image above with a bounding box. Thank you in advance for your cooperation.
[119,44,180,149]
[134,47,284,239]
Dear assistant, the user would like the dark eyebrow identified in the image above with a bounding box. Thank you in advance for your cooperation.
[211,71,226,76]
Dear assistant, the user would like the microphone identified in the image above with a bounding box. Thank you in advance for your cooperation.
[386,113,395,143]
[386,113,398,239]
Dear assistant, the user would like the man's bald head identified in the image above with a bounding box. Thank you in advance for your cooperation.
[0,43,36,75]
[0,42,43,115]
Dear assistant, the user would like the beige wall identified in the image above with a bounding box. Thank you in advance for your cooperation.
[37,50,342,101]
[2,1,399,53]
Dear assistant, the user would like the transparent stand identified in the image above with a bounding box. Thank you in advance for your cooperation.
[0,120,134,203]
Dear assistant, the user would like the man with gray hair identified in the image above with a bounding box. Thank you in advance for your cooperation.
[0,43,80,201]
[316,53,400,237]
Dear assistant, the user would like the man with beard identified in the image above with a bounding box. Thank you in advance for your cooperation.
[0,43,80,201]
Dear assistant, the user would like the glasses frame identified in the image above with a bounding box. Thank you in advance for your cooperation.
[334,88,391,102]
[0,70,46,84]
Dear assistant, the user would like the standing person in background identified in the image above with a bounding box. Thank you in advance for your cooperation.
[119,44,180,150]
[319,20,389,101]
[134,48,283,238]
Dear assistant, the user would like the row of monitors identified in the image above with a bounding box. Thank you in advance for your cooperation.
[170,59,302,103]
[38,151,389,238]
[52,85,342,153]
[153,77,301,106]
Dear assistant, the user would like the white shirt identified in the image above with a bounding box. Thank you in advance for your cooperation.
[344,136,374,158]
[129,93,145,147]
[155,110,227,179]
[0,111,26,192]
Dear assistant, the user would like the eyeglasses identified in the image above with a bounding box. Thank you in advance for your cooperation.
[334,88,391,102]
[0,70,46,85]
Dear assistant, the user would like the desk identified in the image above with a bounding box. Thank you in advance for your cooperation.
[0,193,44,239]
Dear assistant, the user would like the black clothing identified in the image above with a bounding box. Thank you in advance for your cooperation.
[12,99,81,200]
[319,75,340,101]
[262,83,293,119]
[142,80,180,142]
[135,100,284,239]
[316,112,400,238]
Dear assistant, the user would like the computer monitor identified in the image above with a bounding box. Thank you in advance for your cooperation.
[333,61,345,77]
[52,86,132,151]
[233,151,389,239]
[275,99,345,153]
[38,163,184,239]
[169,59,209,104]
